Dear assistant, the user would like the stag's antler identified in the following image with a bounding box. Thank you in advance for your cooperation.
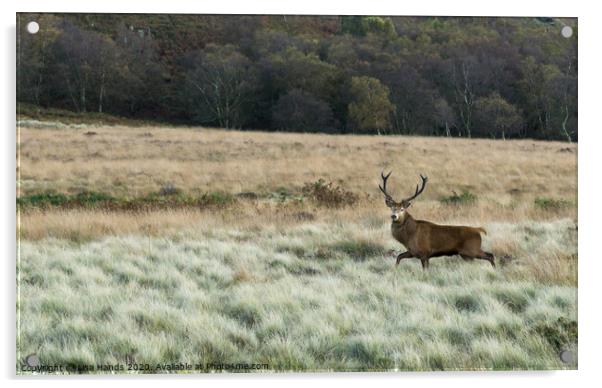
[402,174,428,204]
[379,171,396,205]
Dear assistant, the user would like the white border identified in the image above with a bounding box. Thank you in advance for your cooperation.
[3,1,600,387]
[11,0,580,16]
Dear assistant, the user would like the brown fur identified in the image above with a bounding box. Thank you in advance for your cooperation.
[379,172,494,269]
[391,212,495,269]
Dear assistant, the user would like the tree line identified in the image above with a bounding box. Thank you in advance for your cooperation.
[17,14,577,141]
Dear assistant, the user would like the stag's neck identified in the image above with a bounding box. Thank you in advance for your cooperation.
[391,212,417,246]
[396,211,415,226]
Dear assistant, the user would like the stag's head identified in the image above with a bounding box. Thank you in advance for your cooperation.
[379,171,428,222]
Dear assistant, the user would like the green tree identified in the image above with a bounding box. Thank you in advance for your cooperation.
[519,56,577,141]
[272,89,333,132]
[347,76,395,134]
[341,16,396,38]
[262,47,339,102]
[114,24,166,116]
[16,14,578,141]
[17,14,61,107]
[51,20,124,113]
[182,44,257,128]
[473,92,523,139]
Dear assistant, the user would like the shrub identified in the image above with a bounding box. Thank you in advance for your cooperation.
[292,211,315,221]
[302,179,357,208]
[158,183,181,196]
[17,190,235,211]
[235,192,259,200]
[17,191,115,209]
[440,190,477,205]
[137,190,235,209]
[73,191,115,206]
[200,192,235,207]
[17,192,69,208]
[269,187,304,203]
[534,197,571,211]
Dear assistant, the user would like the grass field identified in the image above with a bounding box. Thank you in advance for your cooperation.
[17,121,578,372]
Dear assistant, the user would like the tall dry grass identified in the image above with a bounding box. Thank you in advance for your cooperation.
[19,198,575,241]
[18,122,577,241]
[18,124,577,201]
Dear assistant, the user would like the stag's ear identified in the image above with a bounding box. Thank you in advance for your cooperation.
[402,200,411,209]
[385,198,396,207]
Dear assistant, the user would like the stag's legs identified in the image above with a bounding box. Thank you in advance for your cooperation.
[420,257,430,270]
[481,251,495,267]
[461,252,495,267]
[396,251,414,265]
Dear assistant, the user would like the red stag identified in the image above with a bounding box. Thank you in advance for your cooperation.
[379,172,495,269]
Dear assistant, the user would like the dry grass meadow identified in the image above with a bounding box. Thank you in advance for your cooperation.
[17,120,577,373]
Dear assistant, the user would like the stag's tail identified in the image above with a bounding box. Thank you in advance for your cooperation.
[476,227,487,235]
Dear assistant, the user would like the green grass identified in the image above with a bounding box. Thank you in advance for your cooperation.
[440,191,478,205]
[534,197,573,211]
[17,103,161,127]
[17,190,236,211]
[17,219,577,373]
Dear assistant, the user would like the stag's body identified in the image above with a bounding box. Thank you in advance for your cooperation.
[379,172,495,269]
[390,212,493,268]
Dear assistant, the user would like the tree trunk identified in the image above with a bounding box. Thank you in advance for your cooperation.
[561,105,572,143]
[81,84,86,113]
[98,71,105,113]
